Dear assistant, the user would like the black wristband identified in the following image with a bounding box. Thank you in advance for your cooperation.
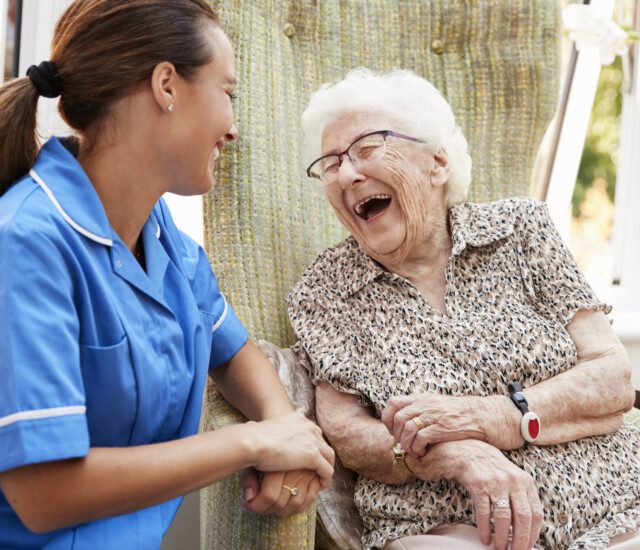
[507,382,529,415]
[506,382,540,443]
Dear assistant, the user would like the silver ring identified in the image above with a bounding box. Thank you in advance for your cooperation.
[494,499,510,509]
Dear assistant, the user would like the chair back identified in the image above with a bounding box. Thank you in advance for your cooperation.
[202,2,561,548]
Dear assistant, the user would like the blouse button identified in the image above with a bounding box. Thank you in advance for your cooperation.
[283,22,296,37]
[431,39,445,54]
[489,371,499,381]
[558,512,569,525]
[462,326,473,336]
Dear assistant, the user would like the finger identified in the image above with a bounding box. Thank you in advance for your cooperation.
[266,472,302,516]
[314,451,335,487]
[392,404,425,442]
[240,468,260,504]
[319,439,336,467]
[399,418,420,457]
[409,427,432,458]
[270,481,295,516]
[528,489,544,550]
[245,472,286,515]
[381,396,412,432]
[510,491,532,550]
[392,407,415,443]
[492,496,512,550]
[278,474,312,517]
[472,491,492,545]
[302,478,322,511]
[410,425,467,456]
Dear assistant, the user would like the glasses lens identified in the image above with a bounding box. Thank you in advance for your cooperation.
[351,133,386,163]
[309,156,340,181]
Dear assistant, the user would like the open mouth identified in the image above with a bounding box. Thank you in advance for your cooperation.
[354,194,392,221]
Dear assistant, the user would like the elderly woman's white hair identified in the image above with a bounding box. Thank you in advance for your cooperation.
[301,68,472,205]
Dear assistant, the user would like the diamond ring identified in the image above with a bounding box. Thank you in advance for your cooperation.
[282,484,299,496]
[494,499,510,509]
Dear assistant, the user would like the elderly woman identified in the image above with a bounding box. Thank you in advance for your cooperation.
[287,69,640,550]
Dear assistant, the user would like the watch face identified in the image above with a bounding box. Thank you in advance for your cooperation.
[521,412,540,443]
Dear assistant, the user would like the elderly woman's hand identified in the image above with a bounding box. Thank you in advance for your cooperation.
[381,393,520,457]
[406,440,543,550]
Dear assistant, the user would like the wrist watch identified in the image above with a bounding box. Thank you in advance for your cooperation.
[507,382,540,443]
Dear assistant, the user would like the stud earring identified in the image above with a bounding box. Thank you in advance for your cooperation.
[167,103,174,113]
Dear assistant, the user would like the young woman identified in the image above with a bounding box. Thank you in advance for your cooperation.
[0,1,333,548]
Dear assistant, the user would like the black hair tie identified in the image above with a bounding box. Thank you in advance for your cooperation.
[26,61,61,99]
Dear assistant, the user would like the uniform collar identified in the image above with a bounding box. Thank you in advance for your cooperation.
[339,201,515,299]
[30,137,114,246]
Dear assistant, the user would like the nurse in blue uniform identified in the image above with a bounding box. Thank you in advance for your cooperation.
[0,1,334,548]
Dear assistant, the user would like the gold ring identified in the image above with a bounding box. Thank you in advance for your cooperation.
[282,484,299,496]
[412,416,426,430]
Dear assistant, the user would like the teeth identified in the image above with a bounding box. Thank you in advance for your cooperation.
[213,148,220,160]
[354,194,392,215]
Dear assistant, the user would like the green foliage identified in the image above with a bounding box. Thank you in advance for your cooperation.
[573,58,622,217]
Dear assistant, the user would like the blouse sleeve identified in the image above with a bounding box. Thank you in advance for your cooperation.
[516,200,611,326]
[0,223,89,473]
[287,286,372,404]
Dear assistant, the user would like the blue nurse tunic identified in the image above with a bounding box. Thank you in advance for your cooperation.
[0,137,248,549]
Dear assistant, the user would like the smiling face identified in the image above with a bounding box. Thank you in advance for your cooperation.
[163,25,238,195]
[321,111,448,263]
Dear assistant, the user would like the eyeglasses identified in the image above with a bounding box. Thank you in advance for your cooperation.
[306,130,427,183]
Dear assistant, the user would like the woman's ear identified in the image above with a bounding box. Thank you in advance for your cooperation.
[150,62,177,113]
[430,149,450,187]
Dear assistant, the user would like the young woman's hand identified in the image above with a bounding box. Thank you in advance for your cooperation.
[243,412,334,487]
[240,468,321,516]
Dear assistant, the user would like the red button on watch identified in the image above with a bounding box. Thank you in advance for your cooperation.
[507,382,540,444]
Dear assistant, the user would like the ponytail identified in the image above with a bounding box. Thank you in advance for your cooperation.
[0,0,220,198]
[0,77,40,197]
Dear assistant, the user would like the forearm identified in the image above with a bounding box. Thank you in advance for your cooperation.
[486,344,634,449]
[211,340,294,420]
[325,414,413,484]
[315,383,413,484]
[0,423,257,534]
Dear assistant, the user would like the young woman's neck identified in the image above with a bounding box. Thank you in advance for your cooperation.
[77,102,167,252]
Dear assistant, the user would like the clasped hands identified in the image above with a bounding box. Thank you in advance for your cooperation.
[383,393,543,550]
[241,468,321,516]
[381,392,519,458]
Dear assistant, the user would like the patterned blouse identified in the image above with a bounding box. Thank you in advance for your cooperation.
[287,198,640,550]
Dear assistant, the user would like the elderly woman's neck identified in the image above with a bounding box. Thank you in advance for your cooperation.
[381,215,453,314]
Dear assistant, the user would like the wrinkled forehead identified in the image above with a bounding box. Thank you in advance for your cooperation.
[321,110,409,154]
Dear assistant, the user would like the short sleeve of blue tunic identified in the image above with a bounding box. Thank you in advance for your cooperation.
[0,137,248,549]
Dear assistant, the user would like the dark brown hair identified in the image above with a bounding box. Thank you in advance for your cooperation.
[0,0,219,196]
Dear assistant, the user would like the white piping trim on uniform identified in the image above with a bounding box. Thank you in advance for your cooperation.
[0,406,86,429]
[211,296,228,333]
[30,169,113,247]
